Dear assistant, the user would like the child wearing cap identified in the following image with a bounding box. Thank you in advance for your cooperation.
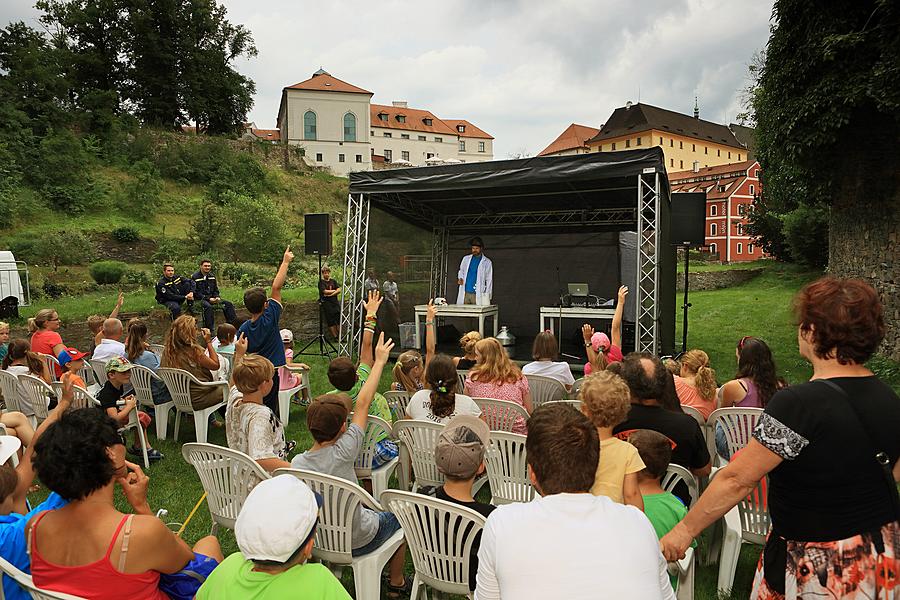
[278,328,309,393]
[58,347,89,390]
[98,357,163,461]
[196,475,350,599]
[580,371,644,510]
[581,285,628,375]
[430,415,496,592]
[292,332,411,597]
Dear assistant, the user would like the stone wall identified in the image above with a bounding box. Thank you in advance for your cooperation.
[676,268,764,292]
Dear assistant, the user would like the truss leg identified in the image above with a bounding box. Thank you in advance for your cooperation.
[636,172,661,354]
[430,226,448,300]
[339,193,370,358]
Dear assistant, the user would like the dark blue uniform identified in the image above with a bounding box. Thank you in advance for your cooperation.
[191,270,237,331]
[155,275,194,320]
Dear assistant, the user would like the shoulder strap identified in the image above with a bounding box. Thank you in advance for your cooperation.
[26,510,52,558]
[115,514,135,571]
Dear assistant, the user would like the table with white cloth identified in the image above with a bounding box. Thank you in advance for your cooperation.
[414,304,499,348]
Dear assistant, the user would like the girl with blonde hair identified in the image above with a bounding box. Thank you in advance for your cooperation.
[28,308,67,378]
[464,337,532,434]
[161,315,222,412]
[391,301,437,393]
[674,349,717,418]
[454,331,481,370]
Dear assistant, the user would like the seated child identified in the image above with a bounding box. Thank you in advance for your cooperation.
[58,348,89,401]
[97,357,163,461]
[291,334,410,597]
[580,371,644,509]
[278,328,309,392]
[390,351,425,392]
[215,323,237,353]
[0,321,9,363]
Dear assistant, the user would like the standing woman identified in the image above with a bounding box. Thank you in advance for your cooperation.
[464,338,532,434]
[29,309,66,378]
[160,315,222,414]
[661,277,900,599]
[318,266,341,340]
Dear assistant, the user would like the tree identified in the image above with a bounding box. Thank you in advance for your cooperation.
[128,0,181,128]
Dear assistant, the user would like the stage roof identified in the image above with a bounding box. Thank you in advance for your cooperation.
[348,147,670,233]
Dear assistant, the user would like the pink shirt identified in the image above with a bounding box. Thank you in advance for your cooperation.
[279,348,301,390]
[464,375,530,434]
[31,330,64,377]
[583,344,623,376]
[674,375,716,419]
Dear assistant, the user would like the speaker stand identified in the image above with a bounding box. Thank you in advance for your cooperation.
[299,253,339,358]
[680,243,692,355]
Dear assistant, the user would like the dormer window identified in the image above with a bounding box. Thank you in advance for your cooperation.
[396,115,406,123]
[457,125,465,133]
[378,113,388,122]
[423,118,433,126]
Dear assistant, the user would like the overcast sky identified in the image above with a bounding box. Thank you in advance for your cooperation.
[3,0,773,158]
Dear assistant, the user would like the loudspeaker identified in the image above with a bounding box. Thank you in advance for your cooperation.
[304,213,332,255]
[670,192,707,247]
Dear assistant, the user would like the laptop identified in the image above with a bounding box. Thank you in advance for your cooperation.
[567,283,589,297]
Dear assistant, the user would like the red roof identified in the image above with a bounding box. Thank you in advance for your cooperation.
[442,119,493,140]
[539,123,601,156]
[370,104,458,136]
[667,160,757,182]
[251,128,280,141]
[285,71,372,95]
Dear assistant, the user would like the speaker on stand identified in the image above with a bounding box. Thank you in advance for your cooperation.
[670,193,707,355]
[299,213,338,357]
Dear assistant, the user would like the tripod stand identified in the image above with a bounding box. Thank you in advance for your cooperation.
[680,242,692,355]
[299,253,338,357]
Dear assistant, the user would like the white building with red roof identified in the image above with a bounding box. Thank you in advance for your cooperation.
[538,123,601,157]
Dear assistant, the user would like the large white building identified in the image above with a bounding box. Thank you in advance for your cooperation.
[277,69,493,176]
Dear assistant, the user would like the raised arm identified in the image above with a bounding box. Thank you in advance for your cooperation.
[195,329,220,371]
[109,292,124,320]
[359,290,383,369]
[351,332,394,431]
[582,323,598,365]
[270,246,294,305]
[611,285,627,349]
[424,300,437,369]
[229,333,248,388]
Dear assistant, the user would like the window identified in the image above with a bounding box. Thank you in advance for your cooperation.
[669,139,673,147]
[396,115,406,123]
[423,118,433,126]
[625,139,631,148]
[736,223,743,235]
[749,184,755,195]
[754,169,760,177]
[384,149,392,162]
[426,153,434,159]
[459,141,466,152]
[728,151,732,159]
[637,137,642,146]
[370,130,374,136]
[738,204,746,216]
[679,141,683,149]
[378,113,388,122]
[611,142,616,150]
[670,158,674,167]
[704,147,708,155]
[435,137,442,143]
[692,144,696,152]
[710,243,717,255]
[748,243,754,254]
[401,134,410,139]
[457,124,465,133]
[303,111,317,140]
[401,151,409,161]
[710,204,718,216]
[711,223,717,236]
[355,154,362,163]
[315,152,322,162]
[738,154,742,160]
[343,113,356,142]
[418,135,426,141]
[338,153,345,163]
[737,242,743,255]
[717,149,721,157]
[478,141,485,152]
[680,160,684,168]
[659,136,663,144]
[717,185,726,193]
[383,132,392,138]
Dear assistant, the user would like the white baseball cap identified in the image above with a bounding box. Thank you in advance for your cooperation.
[279,328,294,343]
[235,475,322,562]
[0,436,22,467]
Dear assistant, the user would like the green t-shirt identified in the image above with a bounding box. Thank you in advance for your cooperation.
[196,553,351,600]
[328,364,393,439]
[643,491,694,591]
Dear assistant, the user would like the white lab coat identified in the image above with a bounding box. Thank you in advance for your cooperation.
[456,254,493,306]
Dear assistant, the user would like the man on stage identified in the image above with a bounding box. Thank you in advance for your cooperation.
[456,237,493,305]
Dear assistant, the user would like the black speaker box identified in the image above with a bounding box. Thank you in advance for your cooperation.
[304,213,333,255]
[670,192,707,247]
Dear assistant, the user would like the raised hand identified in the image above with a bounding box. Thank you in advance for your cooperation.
[116,291,124,307]
[365,289,383,316]
[374,332,395,365]
[235,331,248,354]
[582,323,594,343]
[426,299,437,321]
[617,285,629,304]
[201,328,212,345]
[283,245,295,264]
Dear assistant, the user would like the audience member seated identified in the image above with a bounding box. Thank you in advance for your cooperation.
[2,339,52,419]
[0,321,10,363]
[406,354,482,424]
[87,292,124,354]
[196,475,350,599]
[629,429,695,593]
[453,331,481,370]
[98,358,162,462]
[426,415,495,593]
[91,318,127,365]
[28,309,66,378]
[278,329,308,390]
[58,347,89,390]
[391,302,436,392]
[192,259,238,332]
[226,336,291,473]
[0,378,72,600]
[673,349,717,419]
[214,323,237,353]
[464,338,531,435]
[580,371,644,509]
[521,331,575,391]
[582,285,628,376]
[125,319,171,405]
[155,263,195,321]
[291,333,411,597]
[161,315,223,418]
[475,403,675,599]
[27,408,222,599]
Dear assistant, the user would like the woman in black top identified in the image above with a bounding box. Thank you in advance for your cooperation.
[661,277,900,599]
[317,266,341,339]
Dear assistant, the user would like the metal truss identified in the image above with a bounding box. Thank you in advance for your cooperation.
[430,226,449,300]
[339,193,370,357]
[635,172,661,354]
[443,207,635,230]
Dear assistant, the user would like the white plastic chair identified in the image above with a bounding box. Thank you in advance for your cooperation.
[670,546,695,600]
[383,390,412,421]
[712,469,769,594]
[157,368,226,444]
[351,414,399,501]
[277,365,310,425]
[707,408,763,465]
[0,369,24,413]
[129,365,176,440]
[473,397,529,433]
[88,358,108,386]
[543,399,582,409]
[661,463,700,509]
[570,377,585,399]
[0,423,18,468]
[0,555,88,599]
[77,363,100,394]
[393,420,445,492]
[50,381,98,410]
[484,431,533,505]
[274,468,405,600]
[457,370,469,393]
[182,443,271,535]
[525,374,566,408]
[16,374,52,428]
[36,354,59,383]
[382,490,487,599]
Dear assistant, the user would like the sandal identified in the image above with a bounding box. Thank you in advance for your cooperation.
[385,575,412,598]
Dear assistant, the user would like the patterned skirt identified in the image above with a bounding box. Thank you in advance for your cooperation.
[751,521,899,599]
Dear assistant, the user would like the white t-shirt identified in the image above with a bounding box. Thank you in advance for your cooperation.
[522,360,575,387]
[225,387,286,462]
[475,493,675,600]
[406,389,482,424]
[91,338,127,365]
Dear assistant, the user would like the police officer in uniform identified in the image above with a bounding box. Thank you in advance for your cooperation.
[155,263,194,320]
[191,259,237,331]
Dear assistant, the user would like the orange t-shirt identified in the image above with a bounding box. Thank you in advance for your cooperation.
[674,376,716,419]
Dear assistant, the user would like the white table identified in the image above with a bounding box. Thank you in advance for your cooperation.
[414,304,499,348]
[539,306,616,335]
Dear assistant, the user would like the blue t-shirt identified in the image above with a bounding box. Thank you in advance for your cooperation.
[465,254,482,294]
[238,299,286,367]
[0,492,68,600]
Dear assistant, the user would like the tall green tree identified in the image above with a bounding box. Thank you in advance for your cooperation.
[128,0,181,127]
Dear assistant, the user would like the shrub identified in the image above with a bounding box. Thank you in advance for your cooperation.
[222,193,290,264]
[41,276,68,299]
[124,269,151,286]
[32,230,96,270]
[111,226,140,243]
[782,204,829,268]
[150,237,190,264]
[89,260,129,285]
[123,159,163,218]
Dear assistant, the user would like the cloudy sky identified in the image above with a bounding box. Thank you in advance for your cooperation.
[3,0,773,158]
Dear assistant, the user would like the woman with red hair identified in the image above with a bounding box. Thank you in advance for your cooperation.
[661,277,900,599]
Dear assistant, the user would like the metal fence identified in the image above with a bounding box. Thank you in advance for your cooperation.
[402,255,431,283]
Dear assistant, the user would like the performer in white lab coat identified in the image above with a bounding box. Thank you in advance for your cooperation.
[456,237,493,305]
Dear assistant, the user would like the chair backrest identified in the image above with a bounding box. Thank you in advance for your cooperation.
[273,468,382,565]
[129,365,161,409]
[382,490,486,595]
[0,554,88,599]
[543,399,582,409]
[351,414,396,477]
[707,408,763,461]
[393,420,445,489]
[50,382,98,410]
[37,354,59,382]
[383,390,411,421]
[681,405,706,430]
[473,398,529,433]
[77,363,97,388]
[157,367,202,412]
[88,359,108,386]
[571,377,585,398]
[181,443,270,532]
[737,475,769,544]
[525,374,566,408]
[0,369,23,413]
[484,431,533,505]
[17,374,52,420]
[661,464,700,509]
[457,370,469,393]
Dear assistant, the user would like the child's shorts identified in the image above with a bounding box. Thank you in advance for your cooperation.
[159,552,219,599]
[137,410,151,428]
[372,439,398,469]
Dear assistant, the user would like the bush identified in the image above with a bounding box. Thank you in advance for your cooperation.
[782,204,829,268]
[31,230,96,270]
[89,260,128,284]
[222,193,290,264]
[150,237,190,264]
[124,268,151,286]
[111,226,140,243]
[123,159,163,218]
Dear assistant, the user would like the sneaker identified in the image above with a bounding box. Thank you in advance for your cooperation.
[146,448,164,461]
